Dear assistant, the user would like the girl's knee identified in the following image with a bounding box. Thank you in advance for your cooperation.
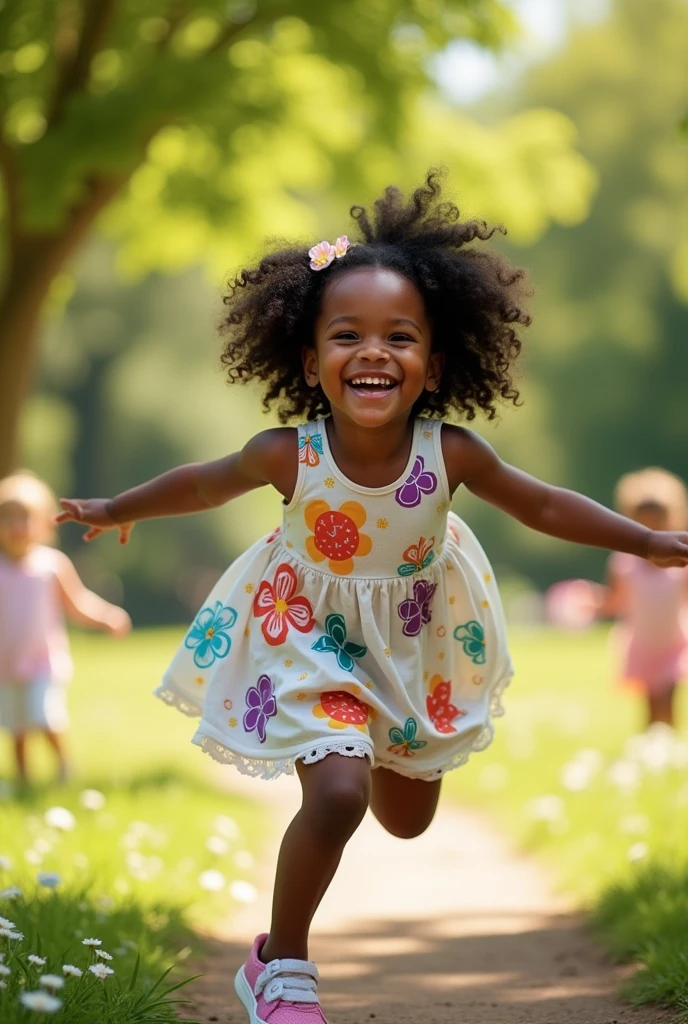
[381,816,434,840]
[299,756,370,840]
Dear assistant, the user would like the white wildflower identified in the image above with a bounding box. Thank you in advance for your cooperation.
[0,886,21,899]
[79,789,106,811]
[81,937,102,947]
[28,954,47,966]
[88,963,114,979]
[6,930,24,941]
[39,974,64,990]
[214,815,239,839]
[25,850,42,866]
[37,872,61,889]
[198,869,225,892]
[0,963,10,976]
[33,838,52,855]
[0,856,12,871]
[0,916,14,928]
[607,759,641,793]
[20,990,63,1012]
[628,842,648,862]
[62,964,82,977]
[234,850,255,870]
[44,806,76,831]
[0,980,6,989]
[229,880,257,904]
[206,836,229,856]
[94,949,113,961]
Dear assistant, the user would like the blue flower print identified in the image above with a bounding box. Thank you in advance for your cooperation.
[387,717,428,758]
[453,620,486,664]
[311,613,367,673]
[185,601,238,668]
[298,432,323,467]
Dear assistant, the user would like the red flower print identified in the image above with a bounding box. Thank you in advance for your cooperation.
[253,562,315,646]
[426,674,466,734]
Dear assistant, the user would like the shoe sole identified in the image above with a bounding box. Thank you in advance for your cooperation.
[235,966,268,1024]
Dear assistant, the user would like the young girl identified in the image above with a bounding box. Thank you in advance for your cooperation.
[0,472,131,784]
[57,175,688,1024]
[606,468,688,729]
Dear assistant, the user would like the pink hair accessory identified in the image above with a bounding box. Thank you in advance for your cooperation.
[308,235,350,271]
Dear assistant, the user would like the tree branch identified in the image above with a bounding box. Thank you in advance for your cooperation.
[48,0,120,127]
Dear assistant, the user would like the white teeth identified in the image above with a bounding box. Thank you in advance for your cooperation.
[349,377,395,386]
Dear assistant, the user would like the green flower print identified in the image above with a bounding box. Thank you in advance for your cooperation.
[311,613,367,673]
[453,620,486,664]
[387,717,428,758]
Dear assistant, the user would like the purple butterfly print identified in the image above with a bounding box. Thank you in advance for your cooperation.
[398,580,437,637]
[243,674,277,743]
[395,456,437,508]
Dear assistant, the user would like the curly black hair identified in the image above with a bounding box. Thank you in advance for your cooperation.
[220,171,531,422]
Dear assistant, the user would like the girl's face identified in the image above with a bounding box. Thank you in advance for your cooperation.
[305,267,442,428]
[0,501,45,559]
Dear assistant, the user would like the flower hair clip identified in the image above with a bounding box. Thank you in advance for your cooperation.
[308,235,350,271]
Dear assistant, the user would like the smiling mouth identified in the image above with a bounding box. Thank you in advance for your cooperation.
[346,375,399,396]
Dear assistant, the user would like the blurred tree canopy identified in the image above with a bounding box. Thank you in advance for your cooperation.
[458,0,688,592]
[0,0,596,475]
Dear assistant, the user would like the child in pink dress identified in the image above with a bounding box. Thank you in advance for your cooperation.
[606,468,688,728]
[0,472,131,784]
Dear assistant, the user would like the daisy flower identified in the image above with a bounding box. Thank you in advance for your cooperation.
[81,937,102,947]
[88,963,114,979]
[62,964,83,977]
[0,963,10,976]
[44,807,76,832]
[28,954,47,966]
[94,949,113,961]
[0,916,15,929]
[0,886,21,899]
[39,975,64,990]
[20,990,63,1012]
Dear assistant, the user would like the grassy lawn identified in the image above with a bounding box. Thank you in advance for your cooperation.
[445,625,688,1015]
[0,628,266,1023]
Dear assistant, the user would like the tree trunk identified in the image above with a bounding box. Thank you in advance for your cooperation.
[0,176,125,477]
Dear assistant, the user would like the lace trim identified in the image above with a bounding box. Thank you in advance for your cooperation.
[193,732,373,781]
[376,671,513,781]
[154,684,202,718]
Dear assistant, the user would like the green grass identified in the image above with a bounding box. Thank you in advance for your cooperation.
[445,625,688,1015]
[0,629,266,1023]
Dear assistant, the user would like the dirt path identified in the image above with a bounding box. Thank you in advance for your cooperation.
[187,771,674,1024]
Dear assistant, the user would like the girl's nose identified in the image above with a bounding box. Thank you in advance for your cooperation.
[358,337,390,360]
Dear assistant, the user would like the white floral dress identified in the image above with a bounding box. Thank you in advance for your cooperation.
[156,418,514,780]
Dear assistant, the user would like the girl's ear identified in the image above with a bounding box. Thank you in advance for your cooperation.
[425,352,444,392]
[302,346,319,387]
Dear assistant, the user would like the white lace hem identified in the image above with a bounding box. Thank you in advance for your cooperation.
[154,672,513,783]
[193,732,373,781]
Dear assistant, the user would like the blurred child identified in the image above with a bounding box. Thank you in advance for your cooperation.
[0,472,131,784]
[605,468,688,729]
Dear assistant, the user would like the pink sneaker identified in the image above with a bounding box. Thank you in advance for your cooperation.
[234,933,328,1024]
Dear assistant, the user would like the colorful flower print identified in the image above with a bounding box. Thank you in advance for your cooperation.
[395,456,437,508]
[266,526,281,544]
[304,499,372,575]
[243,674,277,743]
[454,620,486,664]
[397,536,435,576]
[312,690,375,732]
[397,579,437,637]
[387,717,428,757]
[185,601,237,668]
[298,432,323,467]
[253,562,315,646]
[311,613,367,672]
[426,675,466,734]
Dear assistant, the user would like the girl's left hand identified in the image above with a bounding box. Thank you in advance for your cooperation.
[647,531,688,567]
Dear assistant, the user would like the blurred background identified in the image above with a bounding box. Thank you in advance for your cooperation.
[1,3,688,1020]
[4,0,686,625]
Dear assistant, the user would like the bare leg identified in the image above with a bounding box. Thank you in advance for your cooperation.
[370,766,442,838]
[260,753,371,963]
[43,729,71,783]
[647,684,677,728]
[13,733,28,785]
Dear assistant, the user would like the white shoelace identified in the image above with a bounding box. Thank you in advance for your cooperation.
[255,957,321,1005]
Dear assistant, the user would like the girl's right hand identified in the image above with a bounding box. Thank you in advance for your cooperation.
[56,499,134,545]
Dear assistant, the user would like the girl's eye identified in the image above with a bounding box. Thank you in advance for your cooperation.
[334,332,359,341]
[389,334,414,343]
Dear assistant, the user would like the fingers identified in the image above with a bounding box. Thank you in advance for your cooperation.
[56,498,83,523]
[83,527,104,542]
[118,524,133,545]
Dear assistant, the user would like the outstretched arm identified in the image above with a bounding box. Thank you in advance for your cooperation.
[442,426,688,567]
[57,428,297,544]
[54,551,131,636]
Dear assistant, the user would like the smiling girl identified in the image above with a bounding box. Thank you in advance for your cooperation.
[58,174,688,1024]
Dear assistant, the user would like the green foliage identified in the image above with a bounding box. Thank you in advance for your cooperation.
[444,624,688,1015]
